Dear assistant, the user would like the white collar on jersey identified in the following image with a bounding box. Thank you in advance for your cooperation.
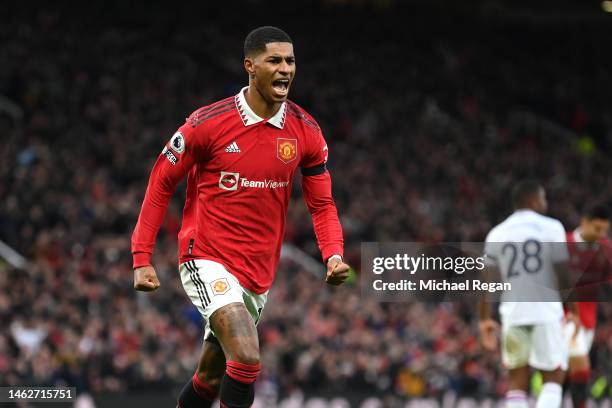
[512,209,537,216]
[235,86,287,129]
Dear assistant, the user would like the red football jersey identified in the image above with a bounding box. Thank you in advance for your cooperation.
[566,229,612,328]
[132,87,344,294]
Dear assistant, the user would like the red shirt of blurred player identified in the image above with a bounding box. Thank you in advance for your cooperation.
[566,207,612,328]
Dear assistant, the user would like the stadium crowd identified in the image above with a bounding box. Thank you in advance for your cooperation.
[1,2,611,404]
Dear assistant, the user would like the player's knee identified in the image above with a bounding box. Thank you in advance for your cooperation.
[541,368,565,385]
[231,346,260,366]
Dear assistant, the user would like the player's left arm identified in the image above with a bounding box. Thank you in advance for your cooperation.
[300,128,348,286]
[552,223,581,335]
[552,222,577,293]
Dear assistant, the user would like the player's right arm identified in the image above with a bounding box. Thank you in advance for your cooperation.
[132,115,207,291]
[479,230,501,351]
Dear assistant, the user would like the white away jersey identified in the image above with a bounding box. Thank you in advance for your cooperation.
[484,209,569,325]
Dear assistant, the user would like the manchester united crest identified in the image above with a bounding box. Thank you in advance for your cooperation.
[277,138,297,164]
[210,278,230,295]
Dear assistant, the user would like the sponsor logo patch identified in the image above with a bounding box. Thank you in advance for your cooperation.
[225,141,241,153]
[218,171,289,190]
[277,138,297,164]
[162,147,178,165]
[169,131,185,154]
[219,171,240,191]
[210,278,230,295]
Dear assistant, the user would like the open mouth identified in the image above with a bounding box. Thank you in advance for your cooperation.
[272,79,290,96]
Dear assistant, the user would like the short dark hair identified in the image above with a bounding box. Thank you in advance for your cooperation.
[584,204,610,221]
[244,26,292,57]
[511,180,542,209]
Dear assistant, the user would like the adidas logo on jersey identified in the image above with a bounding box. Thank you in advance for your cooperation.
[225,142,241,153]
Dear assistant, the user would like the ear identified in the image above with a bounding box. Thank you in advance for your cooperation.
[244,57,256,78]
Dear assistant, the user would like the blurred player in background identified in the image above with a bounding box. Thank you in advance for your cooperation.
[480,180,579,408]
[131,26,350,408]
[566,205,611,408]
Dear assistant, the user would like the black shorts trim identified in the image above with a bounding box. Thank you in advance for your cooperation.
[185,260,211,306]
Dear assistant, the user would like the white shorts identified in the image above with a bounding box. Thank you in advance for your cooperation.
[179,259,267,340]
[502,321,569,371]
[567,324,595,357]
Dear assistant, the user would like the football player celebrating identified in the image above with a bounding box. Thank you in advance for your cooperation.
[131,26,349,408]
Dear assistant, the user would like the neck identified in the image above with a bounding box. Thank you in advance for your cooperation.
[245,83,282,119]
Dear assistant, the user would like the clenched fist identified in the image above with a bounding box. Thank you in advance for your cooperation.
[134,266,161,292]
[325,257,350,286]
